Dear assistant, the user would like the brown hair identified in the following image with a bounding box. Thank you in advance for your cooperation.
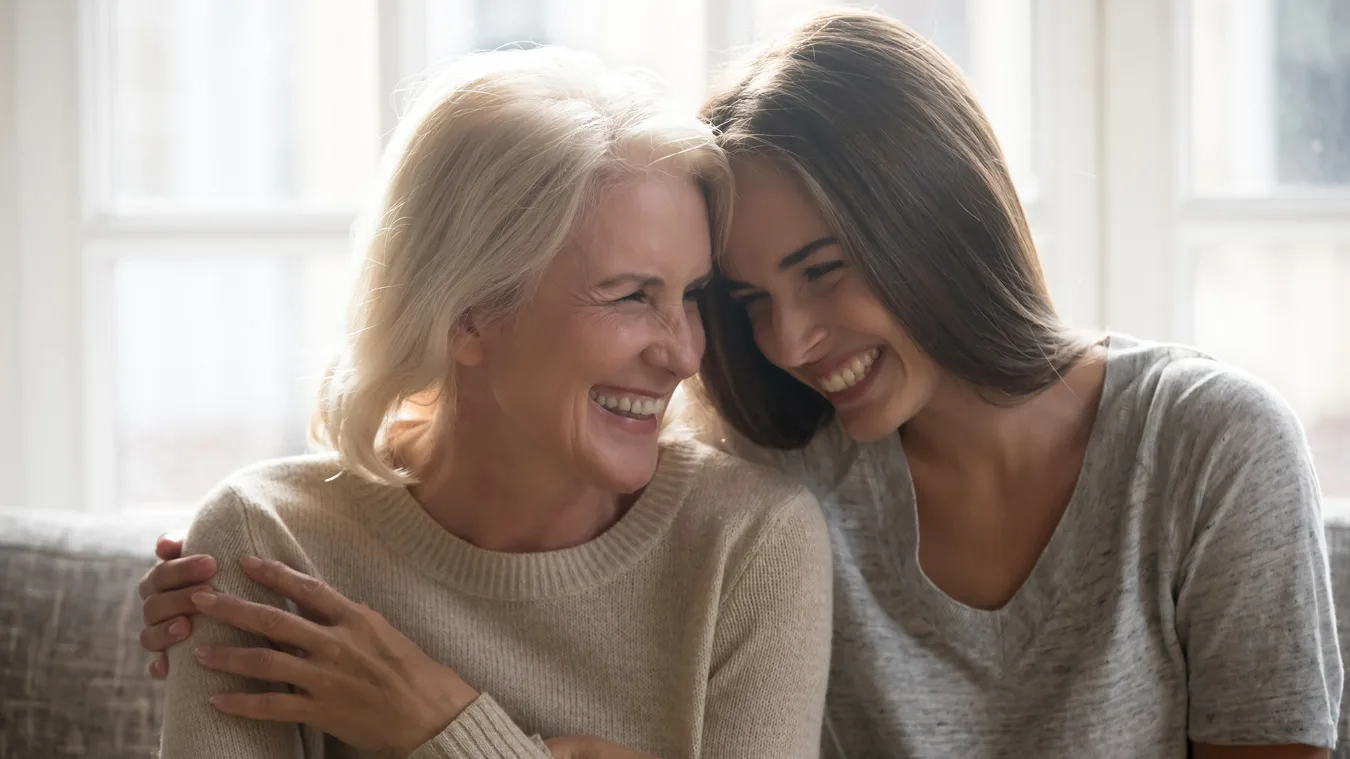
[695,9,1091,450]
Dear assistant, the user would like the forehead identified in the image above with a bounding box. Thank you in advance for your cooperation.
[561,171,712,276]
[725,159,833,280]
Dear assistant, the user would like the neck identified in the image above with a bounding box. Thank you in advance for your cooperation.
[395,404,628,554]
[901,350,1107,483]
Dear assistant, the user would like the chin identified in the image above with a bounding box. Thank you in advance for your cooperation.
[836,414,901,443]
[585,445,660,494]
[835,396,921,442]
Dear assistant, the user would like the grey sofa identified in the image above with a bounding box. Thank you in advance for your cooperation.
[4,505,1350,759]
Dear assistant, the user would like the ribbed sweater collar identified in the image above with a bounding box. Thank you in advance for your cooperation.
[338,441,700,601]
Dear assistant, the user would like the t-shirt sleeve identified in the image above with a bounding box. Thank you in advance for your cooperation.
[1174,373,1342,747]
[701,488,833,758]
[158,484,306,758]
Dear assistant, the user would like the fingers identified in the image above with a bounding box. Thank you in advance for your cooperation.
[190,590,336,656]
[239,557,350,624]
[194,644,328,692]
[155,531,187,561]
[143,583,213,626]
[140,615,193,653]
[208,690,314,724]
[138,555,217,600]
[148,654,169,680]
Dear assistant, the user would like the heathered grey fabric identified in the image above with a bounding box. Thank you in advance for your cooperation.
[719,334,1342,757]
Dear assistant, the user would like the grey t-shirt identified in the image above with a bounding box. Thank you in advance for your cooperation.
[742,335,1341,756]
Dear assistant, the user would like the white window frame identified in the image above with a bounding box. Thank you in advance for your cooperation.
[0,0,22,510]
[9,0,85,511]
[1103,0,1350,338]
[1104,0,1350,511]
[3,0,1097,511]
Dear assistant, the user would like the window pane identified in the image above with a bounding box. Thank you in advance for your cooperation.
[1189,0,1350,196]
[108,0,380,212]
[1191,243,1350,501]
[114,255,350,507]
[424,0,709,112]
[744,0,1037,199]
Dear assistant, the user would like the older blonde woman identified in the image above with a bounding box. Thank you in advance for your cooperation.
[150,47,831,759]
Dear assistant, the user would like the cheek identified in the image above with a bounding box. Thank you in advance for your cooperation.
[560,316,649,382]
[746,313,781,365]
[834,279,897,337]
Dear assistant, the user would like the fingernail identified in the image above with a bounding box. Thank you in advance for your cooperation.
[241,556,263,570]
[169,619,189,638]
[193,646,208,660]
[208,695,222,707]
[193,556,216,572]
[192,591,217,607]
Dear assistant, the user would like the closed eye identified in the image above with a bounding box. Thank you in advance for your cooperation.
[732,291,768,308]
[683,286,706,303]
[804,260,846,281]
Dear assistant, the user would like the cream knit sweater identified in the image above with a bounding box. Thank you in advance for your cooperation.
[157,438,833,758]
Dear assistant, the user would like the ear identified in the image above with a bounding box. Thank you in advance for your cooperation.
[449,312,486,367]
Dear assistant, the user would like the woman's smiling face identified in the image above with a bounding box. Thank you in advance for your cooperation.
[718,158,942,442]
[462,170,712,493]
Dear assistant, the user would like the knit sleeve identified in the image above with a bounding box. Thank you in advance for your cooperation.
[158,484,307,758]
[410,694,551,759]
[701,488,833,758]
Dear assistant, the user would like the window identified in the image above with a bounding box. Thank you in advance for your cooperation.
[17,1,1342,511]
[0,0,1045,511]
[96,0,379,509]
[1104,0,1350,504]
[106,0,381,213]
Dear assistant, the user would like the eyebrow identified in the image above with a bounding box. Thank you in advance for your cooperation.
[595,273,664,290]
[724,236,839,293]
[779,236,838,271]
[595,271,714,291]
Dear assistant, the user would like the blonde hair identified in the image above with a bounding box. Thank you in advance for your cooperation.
[313,47,732,484]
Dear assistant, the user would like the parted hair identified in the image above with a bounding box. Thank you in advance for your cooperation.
[695,9,1091,449]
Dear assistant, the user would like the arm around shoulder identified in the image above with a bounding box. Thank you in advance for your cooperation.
[701,486,833,758]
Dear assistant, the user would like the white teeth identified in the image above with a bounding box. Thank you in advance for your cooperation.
[820,348,881,394]
[590,390,667,418]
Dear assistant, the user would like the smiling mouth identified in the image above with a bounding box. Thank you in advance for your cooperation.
[590,390,668,420]
[819,348,882,393]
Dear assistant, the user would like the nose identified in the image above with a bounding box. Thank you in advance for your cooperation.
[646,304,705,380]
[760,301,827,369]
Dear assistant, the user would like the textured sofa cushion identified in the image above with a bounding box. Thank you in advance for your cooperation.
[0,508,179,759]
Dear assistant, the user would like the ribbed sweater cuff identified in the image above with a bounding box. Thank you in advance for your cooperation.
[410,694,550,759]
